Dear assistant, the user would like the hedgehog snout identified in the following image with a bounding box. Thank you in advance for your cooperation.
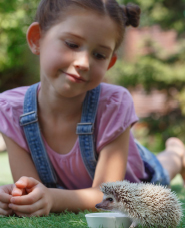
[95,200,110,210]
[95,196,115,211]
[95,202,102,209]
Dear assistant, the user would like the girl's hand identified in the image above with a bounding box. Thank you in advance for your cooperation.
[9,176,53,217]
[0,184,14,216]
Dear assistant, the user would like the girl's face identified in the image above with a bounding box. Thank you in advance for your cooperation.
[39,8,118,98]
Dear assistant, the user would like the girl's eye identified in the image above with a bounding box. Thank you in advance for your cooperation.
[93,52,106,60]
[65,41,79,49]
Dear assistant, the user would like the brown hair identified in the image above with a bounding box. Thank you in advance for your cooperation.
[35,0,141,50]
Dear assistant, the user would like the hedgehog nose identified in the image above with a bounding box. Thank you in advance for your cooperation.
[95,203,101,209]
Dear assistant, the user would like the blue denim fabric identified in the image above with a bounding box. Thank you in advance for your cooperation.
[20,83,59,188]
[76,85,101,180]
[135,141,170,186]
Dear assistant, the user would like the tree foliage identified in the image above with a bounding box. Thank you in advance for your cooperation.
[0,0,39,92]
[107,40,185,147]
[119,0,185,35]
[107,0,185,149]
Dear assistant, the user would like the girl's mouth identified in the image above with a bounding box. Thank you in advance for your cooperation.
[61,70,86,83]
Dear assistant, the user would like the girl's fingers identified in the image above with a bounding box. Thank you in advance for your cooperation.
[15,176,39,189]
[0,185,15,216]
[0,184,15,203]
[9,199,42,214]
[0,202,10,210]
[0,192,12,204]
[9,178,50,217]
[0,208,13,216]
[0,184,14,195]
[15,208,47,217]
[10,187,41,205]
[12,187,24,197]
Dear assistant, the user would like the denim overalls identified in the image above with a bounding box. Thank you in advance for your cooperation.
[19,83,170,188]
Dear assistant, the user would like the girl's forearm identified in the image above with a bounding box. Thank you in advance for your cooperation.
[49,187,104,213]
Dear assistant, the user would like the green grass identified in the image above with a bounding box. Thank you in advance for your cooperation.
[0,152,184,228]
[0,212,89,228]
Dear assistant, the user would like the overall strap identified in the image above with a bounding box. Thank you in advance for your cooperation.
[76,85,101,180]
[19,83,58,188]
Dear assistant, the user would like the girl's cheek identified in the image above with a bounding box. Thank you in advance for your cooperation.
[40,52,59,70]
[95,64,107,77]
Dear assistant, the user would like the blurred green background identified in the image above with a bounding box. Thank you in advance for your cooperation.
[0,0,185,152]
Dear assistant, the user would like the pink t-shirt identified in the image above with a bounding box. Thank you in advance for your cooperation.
[0,82,148,189]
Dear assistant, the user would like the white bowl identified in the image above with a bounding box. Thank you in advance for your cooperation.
[85,212,132,228]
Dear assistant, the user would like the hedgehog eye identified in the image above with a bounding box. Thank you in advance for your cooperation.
[107,197,113,202]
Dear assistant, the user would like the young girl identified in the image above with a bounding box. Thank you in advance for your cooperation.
[0,0,185,218]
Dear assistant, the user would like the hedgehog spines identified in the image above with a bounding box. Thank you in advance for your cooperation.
[100,180,182,227]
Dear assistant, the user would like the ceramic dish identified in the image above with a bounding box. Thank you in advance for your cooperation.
[85,212,132,228]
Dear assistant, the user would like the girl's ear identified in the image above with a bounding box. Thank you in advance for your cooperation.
[27,22,41,55]
[107,54,117,70]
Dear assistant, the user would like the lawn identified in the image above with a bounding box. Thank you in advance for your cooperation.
[0,152,184,228]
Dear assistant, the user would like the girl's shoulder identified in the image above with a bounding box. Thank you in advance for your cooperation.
[99,82,133,104]
[0,86,29,108]
[96,83,138,152]
[0,85,30,126]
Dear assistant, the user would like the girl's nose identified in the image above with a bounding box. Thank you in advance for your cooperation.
[74,51,90,71]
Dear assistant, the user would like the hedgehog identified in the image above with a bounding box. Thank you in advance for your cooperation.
[95,180,183,228]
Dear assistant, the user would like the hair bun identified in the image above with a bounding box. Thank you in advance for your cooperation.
[120,3,141,27]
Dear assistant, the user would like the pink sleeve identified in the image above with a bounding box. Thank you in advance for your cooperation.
[0,88,29,151]
[95,84,138,152]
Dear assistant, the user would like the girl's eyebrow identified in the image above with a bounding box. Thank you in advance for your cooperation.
[63,32,113,52]
[63,32,85,41]
[99,45,113,52]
